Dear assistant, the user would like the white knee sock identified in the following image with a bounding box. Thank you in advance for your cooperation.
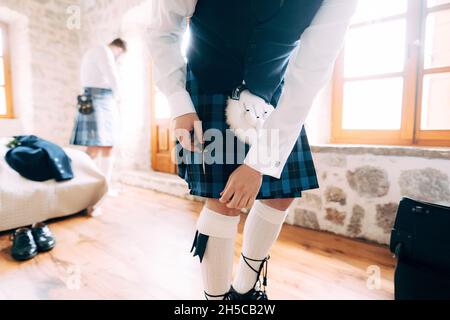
[100,155,114,184]
[233,201,289,294]
[196,207,240,300]
[92,155,102,171]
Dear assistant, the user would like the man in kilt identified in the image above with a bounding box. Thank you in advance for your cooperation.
[149,0,357,300]
[70,39,127,189]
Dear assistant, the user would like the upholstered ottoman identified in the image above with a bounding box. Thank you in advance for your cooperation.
[0,145,108,232]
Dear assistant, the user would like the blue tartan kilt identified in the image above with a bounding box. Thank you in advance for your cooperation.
[177,68,319,199]
[70,88,116,147]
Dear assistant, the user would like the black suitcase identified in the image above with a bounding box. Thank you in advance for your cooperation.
[390,197,450,300]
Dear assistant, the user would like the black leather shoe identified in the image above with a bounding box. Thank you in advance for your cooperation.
[32,223,56,252]
[227,254,271,301]
[204,291,233,300]
[11,228,38,261]
[227,286,268,301]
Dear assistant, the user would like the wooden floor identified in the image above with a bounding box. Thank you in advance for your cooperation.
[0,186,395,300]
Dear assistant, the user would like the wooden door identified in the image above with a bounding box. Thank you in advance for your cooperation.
[150,63,177,174]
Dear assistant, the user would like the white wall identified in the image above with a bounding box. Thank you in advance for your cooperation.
[118,1,152,171]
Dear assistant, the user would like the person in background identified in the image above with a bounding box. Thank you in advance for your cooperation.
[149,0,357,300]
[70,38,127,192]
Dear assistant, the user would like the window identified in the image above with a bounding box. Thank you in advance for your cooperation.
[0,22,13,119]
[332,0,450,146]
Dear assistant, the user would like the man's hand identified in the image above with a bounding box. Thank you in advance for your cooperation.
[173,112,204,152]
[220,164,263,210]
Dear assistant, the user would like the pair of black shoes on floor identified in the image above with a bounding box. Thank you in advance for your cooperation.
[11,223,56,261]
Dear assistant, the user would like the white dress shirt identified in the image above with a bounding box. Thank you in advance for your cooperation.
[148,0,357,178]
[80,45,121,96]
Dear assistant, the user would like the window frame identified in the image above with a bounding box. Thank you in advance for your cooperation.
[415,1,450,146]
[331,0,450,147]
[0,21,14,119]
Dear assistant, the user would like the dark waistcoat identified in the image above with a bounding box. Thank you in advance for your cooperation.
[187,0,323,104]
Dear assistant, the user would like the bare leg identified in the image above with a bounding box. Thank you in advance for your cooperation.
[86,146,101,159]
[261,198,295,211]
[100,146,113,158]
[206,199,242,217]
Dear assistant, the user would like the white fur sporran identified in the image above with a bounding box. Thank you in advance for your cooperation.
[225,89,275,145]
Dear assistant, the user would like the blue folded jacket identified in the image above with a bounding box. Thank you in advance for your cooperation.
[5,135,74,182]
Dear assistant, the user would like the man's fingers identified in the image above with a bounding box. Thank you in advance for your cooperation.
[220,183,234,204]
[227,193,242,209]
[180,139,194,152]
[175,128,192,149]
[237,195,250,210]
[193,120,204,145]
[176,130,202,153]
[191,141,202,153]
[246,197,256,209]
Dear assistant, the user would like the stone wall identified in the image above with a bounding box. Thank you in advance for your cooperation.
[288,146,450,245]
[0,0,81,146]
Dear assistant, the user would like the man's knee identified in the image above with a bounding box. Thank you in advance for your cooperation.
[261,198,295,212]
[87,147,100,158]
[100,147,113,157]
[206,199,241,217]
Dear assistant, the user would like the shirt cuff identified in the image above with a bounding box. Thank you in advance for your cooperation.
[243,141,284,179]
[167,90,196,119]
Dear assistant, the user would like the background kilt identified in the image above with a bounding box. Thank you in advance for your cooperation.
[177,67,319,200]
[70,88,116,147]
